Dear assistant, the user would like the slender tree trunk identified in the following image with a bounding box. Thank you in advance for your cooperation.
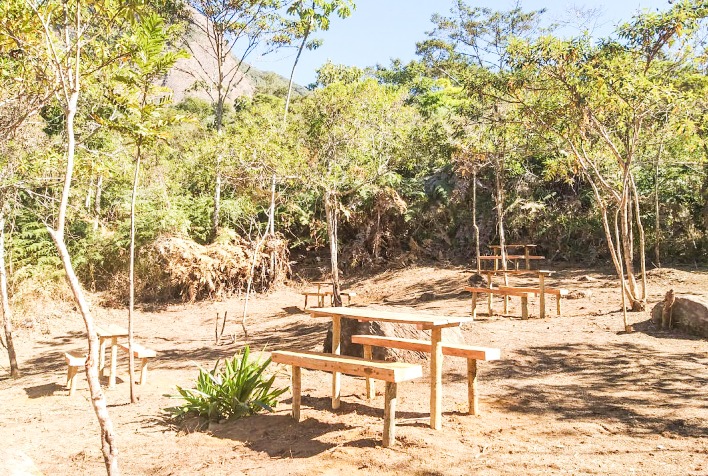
[494,157,509,286]
[630,175,647,305]
[472,168,480,272]
[212,106,224,242]
[614,208,630,331]
[653,140,663,267]
[283,24,311,128]
[128,149,141,404]
[325,190,342,307]
[93,174,103,232]
[52,89,119,475]
[0,215,20,378]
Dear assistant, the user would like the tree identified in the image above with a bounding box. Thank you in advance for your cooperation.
[183,0,283,240]
[507,1,708,317]
[0,211,20,378]
[104,13,184,403]
[280,0,354,124]
[297,68,415,305]
[4,0,152,472]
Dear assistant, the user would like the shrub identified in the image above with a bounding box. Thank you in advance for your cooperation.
[166,346,288,422]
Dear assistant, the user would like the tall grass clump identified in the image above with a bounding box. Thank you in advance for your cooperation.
[166,346,287,422]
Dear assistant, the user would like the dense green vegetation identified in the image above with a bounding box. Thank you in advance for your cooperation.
[2,0,708,311]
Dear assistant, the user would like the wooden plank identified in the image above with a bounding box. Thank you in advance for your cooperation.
[383,382,397,447]
[308,307,472,328]
[118,343,156,358]
[498,286,566,296]
[351,335,500,361]
[271,351,423,383]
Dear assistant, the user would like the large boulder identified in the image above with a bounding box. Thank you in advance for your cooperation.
[651,294,708,338]
[323,315,466,363]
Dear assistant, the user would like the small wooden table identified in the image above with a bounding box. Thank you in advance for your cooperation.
[309,306,472,431]
[96,324,128,388]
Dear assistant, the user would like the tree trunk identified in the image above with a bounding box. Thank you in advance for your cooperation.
[653,140,663,267]
[494,157,509,288]
[93,174,103,232]
[283,24,310,128]
[325,190,342,307]
[630,175,647,306]
[472,168,480,272]
[53,89,120,475]
[128,151,141,404]
[0,215,20,378]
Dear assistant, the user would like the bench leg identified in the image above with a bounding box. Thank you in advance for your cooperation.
[470,292,477,320]
[68,366,80,396]
[99,338,107,376]
[467,359,478,415]
[521,294,529,320]
[557,297,562,316]
[291,365,301,421]
[539,274,546,319]
[304,294,308,308]
[109,337,118,388]
[503,294,509,314]
[363,345,375,399]
[383,381,397,447]
[331,316,341,410]
[139,358,149,385]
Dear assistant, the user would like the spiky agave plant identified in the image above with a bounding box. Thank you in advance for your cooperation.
[166,346,288,422]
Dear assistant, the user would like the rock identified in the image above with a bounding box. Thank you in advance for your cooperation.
[323,316,466,364]
[418,292,436,302]
[566,290,593,299]
[577,275,598,282]
[651,294,708,338]
[467,273,489,287]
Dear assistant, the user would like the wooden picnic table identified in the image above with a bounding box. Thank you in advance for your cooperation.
[309,306,472,431]
[489,244,540,270]
[96,324,128,388]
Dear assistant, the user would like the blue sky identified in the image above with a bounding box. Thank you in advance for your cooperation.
[251,0,673,86]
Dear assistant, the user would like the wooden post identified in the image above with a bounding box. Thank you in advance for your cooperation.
[383,382,397,447]
[467,359,478,415]
[109,337,118,388]
[430,327,443,430]
[524,246,531,270]
[98,337,107,376]
[66,366,78,395]
[470,291,477,320]
[331,316,341,409]
[363,344,375,399]
[486,272,493,316]
[539,271,550,319]
[291,365,301,421]
[557,296,562,316]
[521,293,529,320]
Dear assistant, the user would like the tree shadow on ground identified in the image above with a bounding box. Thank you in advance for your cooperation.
[632,316,706,342]
[489,341,708,438]
[24,382,65,398]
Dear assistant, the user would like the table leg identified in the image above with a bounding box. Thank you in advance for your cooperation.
[539,273,546,319]
[430,327,443,430]
[99,337,107,377]
[524,247,530,270]
[331,316,341,409]
[109,337,118,388]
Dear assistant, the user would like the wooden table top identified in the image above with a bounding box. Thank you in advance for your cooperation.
[96,324,129,338]
[489,244,537,249]
[309,307,472,328]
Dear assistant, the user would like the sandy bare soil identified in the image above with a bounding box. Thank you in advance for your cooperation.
[1,264,706,475]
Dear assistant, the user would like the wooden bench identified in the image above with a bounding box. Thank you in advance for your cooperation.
[118,342,156,385]
[499,286,569,317]
[478,255,545,271]
[351,335,500,416]
[302,290,356,308]
[464,286,533,319]
[271,350,422,447]
[64,351,87,396]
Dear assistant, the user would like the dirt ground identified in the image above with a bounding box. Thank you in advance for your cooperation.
[1,264,707,475]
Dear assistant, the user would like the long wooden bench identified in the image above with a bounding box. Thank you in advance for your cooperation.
[464,286,532,319]
[64,351,87,396]
[351,335,500,416]
[499,286,569,317]
[478,255,545,271]
[271,350,422,447]
[118,342,157,385]
[302,290,356,308]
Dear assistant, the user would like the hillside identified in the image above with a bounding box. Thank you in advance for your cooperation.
[163,9,307,104]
